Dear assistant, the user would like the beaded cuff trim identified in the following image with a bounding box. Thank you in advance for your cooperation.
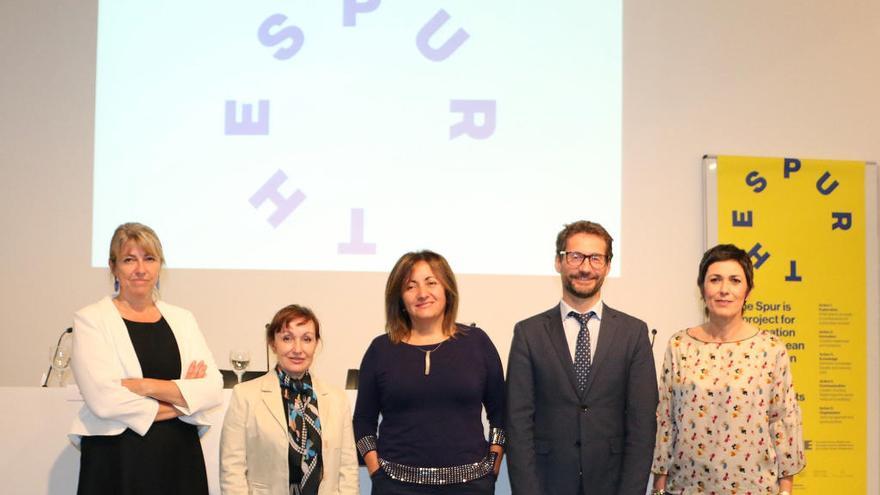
[488,427,507,447]
[356,435,378,457]
[378,451,498,485]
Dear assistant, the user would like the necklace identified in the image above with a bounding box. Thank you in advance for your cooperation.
[414,340,446,375]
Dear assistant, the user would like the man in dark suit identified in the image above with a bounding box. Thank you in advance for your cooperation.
[506,220,658,495]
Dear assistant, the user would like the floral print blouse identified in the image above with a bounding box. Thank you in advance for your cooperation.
[652,330,806,494]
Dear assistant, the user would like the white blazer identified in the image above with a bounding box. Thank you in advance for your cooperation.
[220,370,359,495]
[68,296,224,446]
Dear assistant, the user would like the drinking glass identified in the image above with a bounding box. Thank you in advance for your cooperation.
[229,350,251,384]
[49,342,72,386]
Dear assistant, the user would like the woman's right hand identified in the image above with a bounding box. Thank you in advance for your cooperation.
[363,451,381,477]
[155,401,183,421]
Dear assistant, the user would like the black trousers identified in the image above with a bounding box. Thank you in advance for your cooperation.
[370,470,495,495]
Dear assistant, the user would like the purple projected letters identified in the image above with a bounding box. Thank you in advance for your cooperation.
[450,100,496,139]
[416,10,469,61]
[343,0,380,27]
[338,208,376,255]
[249,170,306,228]
[225,100,270,135]
[258,14,305,60]
[233,5,495,254]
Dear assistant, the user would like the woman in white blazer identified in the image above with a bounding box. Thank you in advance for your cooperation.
[69,223,223,495]
[220,304,359,495]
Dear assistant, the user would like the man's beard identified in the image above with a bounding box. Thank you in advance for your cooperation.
[563,273,605,300]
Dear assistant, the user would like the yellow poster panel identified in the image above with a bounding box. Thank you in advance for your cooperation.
[717,155,866,493]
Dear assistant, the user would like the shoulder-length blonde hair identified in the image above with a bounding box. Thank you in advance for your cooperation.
[108,222,166,297]
[108,223,166,268]
[384,250,459,344]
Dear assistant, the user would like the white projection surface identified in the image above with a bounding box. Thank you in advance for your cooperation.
[91,1,622,275]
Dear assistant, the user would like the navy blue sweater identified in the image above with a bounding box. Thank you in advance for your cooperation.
[353,325,505,467]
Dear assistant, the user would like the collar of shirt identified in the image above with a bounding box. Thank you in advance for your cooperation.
[559,299,604,322]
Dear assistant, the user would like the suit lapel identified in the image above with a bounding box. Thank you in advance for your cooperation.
[583,305,620,397]
[260,372,289,434]
[542,307,579,395]
[311,376,330,436]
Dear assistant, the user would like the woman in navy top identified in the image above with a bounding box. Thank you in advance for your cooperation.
[353,250,506,494]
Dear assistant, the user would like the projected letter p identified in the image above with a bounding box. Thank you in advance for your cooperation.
[249,170,306,228]
[343,0,380,27]
[450,100,496,139]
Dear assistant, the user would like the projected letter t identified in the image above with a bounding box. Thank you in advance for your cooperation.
[249,170,306,228]
[338,208,376,255]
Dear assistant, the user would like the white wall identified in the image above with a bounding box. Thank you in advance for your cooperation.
[2,0,878,488]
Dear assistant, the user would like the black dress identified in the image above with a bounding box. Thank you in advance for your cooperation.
[77,317,209,495]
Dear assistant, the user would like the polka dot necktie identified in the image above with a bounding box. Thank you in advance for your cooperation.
[569,311,596,390]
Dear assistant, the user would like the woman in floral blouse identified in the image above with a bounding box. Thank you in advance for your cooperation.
[651,244,805,495]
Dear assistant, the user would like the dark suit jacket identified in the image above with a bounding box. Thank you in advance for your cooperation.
[505,304,658,495]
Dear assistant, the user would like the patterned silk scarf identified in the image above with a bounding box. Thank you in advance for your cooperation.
[276,366,322,495]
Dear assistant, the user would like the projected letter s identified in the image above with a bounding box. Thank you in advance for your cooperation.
[258,14,305,60]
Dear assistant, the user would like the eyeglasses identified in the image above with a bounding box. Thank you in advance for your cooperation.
[559,251,608,269]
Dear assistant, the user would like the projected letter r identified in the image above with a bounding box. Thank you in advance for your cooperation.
[450,100,496,140]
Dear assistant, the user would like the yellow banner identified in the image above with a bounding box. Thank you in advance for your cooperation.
[716,155,866,493]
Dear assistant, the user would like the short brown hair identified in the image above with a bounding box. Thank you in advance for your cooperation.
[555,220,614,261]
[108,222,166,271]
[266,304,321,346]
[384,250,459,344]
[697,244,754,293]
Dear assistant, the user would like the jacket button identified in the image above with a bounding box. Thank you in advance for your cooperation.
[575,440,581,446]
[580,406,588,413]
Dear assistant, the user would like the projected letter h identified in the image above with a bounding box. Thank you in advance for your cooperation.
[249,170,305,228]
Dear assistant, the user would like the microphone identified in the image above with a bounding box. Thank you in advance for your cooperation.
[650,328,658,348]
[43,327,73,387]
[265,323,271,371]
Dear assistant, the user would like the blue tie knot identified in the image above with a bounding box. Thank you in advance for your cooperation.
[568,311,595,326]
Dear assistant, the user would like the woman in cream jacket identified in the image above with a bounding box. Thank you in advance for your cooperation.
[220,304,358,495]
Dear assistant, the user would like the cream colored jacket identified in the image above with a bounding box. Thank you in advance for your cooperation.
[220,370,359,495]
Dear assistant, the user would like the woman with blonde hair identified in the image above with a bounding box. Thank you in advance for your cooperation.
[70,222,223,494]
